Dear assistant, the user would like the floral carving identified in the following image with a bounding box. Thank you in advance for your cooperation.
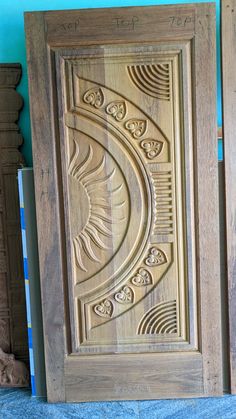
[140,139,163,159]
[145,247,167,267]
[125,119,147,139]
[131,268,153,286]
[94,299,113,318]
[114,286,134,304]
[83,87,104,108]
[106,101,127,121]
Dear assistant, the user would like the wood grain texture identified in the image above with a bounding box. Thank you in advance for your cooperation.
[193,3,222,395]
[25,4,222,402]
[65,352,203,402]
[221,0,236,394]
[0,63,29,386]
[25,15,66,402]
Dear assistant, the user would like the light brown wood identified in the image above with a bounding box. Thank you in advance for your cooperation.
[25,4,222,402]
[65,353,203,402]
[221,0,236,394]
[0,63,29,386]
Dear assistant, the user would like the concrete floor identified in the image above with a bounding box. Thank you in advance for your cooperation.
[1,388,236,418]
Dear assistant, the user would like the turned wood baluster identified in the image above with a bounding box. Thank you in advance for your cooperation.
[0,63,29,387]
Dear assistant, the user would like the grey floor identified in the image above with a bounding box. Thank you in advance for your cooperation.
[1,389,236,418]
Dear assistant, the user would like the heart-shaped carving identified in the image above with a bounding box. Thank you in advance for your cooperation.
[94,299,113,318]
[125,119,147,139]
[140,139,163,159]
[106,101,127,121]
[83,87,104,108]
[114,286,134,304]
[145,247,167,267]
[131,268,153,286]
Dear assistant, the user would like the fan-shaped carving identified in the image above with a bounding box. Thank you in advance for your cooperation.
[127,63,170,101]
[137,300,177,335]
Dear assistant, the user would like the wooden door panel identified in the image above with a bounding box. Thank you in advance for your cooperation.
[25,4,222,402]
[57,43,193,355]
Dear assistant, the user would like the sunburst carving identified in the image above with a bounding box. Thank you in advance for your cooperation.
[68,139,127,272]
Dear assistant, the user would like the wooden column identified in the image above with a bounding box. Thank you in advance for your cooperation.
[0,64,29,386]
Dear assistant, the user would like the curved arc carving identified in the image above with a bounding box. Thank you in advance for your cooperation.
[71,76,170,147]
[89,245,173,328]
[66,111,153,298]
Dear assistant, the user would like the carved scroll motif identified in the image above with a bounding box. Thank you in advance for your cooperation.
[106,100,127,121]
[140,139,163,159]
[94,299,114,318]
[125,119,147,139]
[83,87,105,108]
[114,286,134,304]
[145,247,167,267]
[131,268,153,286]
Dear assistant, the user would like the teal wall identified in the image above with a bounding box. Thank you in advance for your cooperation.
[0,0,221,166]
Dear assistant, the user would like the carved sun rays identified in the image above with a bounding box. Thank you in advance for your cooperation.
[68,139,126,272]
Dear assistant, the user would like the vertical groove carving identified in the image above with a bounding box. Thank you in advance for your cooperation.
[152,170,173,235]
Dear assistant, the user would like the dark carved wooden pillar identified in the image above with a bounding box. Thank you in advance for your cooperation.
[0,64,29,386]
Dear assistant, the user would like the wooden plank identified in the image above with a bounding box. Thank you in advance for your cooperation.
[194,3,222,396]
[44,5,195,46]
[25,13,66,402]
[65,352,203,402]
[221,0,236,394]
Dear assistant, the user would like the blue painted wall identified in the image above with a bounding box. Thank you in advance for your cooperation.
[0,0,221,165]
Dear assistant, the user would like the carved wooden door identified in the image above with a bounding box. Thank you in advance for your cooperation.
[25,4,222,402]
